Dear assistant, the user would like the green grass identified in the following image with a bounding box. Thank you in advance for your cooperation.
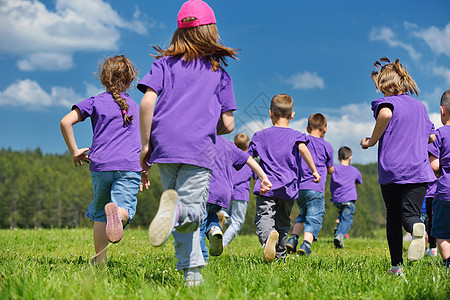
[0,229,448,299]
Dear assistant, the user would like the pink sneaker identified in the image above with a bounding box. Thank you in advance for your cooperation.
[105,203,123,243]
[388,266,403,276]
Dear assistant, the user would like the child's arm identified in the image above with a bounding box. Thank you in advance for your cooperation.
[327,166,335,175]
[298,143,320,183]
[429,134,436,144]
[429,154,440,178]
[217,111,235,135]
[60,108,90,167]
[246,156,272,194]
[360,107,392,149]
[139,87,157,171]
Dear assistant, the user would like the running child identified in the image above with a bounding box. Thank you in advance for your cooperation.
[138,0,238,286]
[360,57,435,275]
[218,133,254,248]
[200,135,271,261]
[249,94,320,263]
[286,113,334,256]
[60,55,147,265]
[429,89,450,268]
[329,146,363,249]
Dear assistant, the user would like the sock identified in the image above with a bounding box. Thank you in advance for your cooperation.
[303,240,311,249]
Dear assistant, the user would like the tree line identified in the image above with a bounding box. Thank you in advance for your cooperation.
[0,148,386,237]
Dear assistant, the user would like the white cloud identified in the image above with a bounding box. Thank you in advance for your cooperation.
[284,71,325,90]
[432,66,450,86]
[0,79,102,110]
[0,0,152,71]
[369,26,421,60]
[411,23,450,58]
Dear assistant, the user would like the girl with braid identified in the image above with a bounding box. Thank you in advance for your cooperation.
[61,55,149,265]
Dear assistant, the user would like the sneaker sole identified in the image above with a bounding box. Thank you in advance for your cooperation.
[264,230,279,262]
[408,223,426,261]
[105,203,123,243]
[209,231,223,256]
[296,248,308,256]
[286,243,296,254]
[148,189,179,247]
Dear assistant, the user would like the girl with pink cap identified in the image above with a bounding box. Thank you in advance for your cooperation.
[138,0,238,286]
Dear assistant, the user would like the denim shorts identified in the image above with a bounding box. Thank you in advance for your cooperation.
[431,198,450,239]
[295,190,325,238]
[86,171,141,224]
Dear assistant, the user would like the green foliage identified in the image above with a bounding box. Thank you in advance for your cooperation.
[0,229,448,299]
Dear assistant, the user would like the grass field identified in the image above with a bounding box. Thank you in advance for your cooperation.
[0,229,448,299]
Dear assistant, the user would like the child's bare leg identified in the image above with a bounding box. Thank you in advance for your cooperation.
[292,222,304,236]
[93,221,108,264]
[303,231,314,244]
[437,239,450,259]
[118,207,129,227]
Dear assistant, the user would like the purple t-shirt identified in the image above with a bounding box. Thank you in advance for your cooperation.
[248,126,307,200]
[299,135,333,193]
[371,94,435,184]
[208,136,250,208]
[232,164,253,202]
[330,164,363,203]
[431,125,450,202]
[73,92,141,172]
[137,56,237,170]
[426,143,438,199]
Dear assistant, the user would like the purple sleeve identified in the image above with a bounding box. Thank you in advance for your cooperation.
[424,107,434,137]
[355,169,363,184]
[326,143,334,168]
[247,134,258,157]
[231,144,250,171]
[137,59,164,95]
[295,131,308,145]
[219,71,237,113]
[371,98,393,120]
[430,131,441,158]
[72,97,94,120]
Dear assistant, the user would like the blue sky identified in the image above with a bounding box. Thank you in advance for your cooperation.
[0,0,449,164]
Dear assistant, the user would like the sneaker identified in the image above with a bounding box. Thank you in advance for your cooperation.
[388,266,403,276]
[407,223,426,261]
[263,230,279,263]
[297,242,312,256]
[105,203,123,243]
[208,226,223,256]
[184,267,204,287]
[286,235,299,254]
[426,248,437,257]
[334,234,344,249]
[148,189,179,247]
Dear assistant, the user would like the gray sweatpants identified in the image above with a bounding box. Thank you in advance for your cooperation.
[254,195,294,258]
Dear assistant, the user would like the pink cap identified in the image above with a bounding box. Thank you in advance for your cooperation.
[177,0,216,29]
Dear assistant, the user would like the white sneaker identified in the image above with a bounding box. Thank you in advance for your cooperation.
[208,226,223,256]
[426,248,438,257]
[148,189,179,247]
[263,230,279,263]
[407,223,426,261]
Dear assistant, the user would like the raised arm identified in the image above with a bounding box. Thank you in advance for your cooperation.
[298,143,320,183]
[217,110,235,135]
[139,87,157,171]
[60,108,90,167]
[361,107,392,149]
[246,156,272,194]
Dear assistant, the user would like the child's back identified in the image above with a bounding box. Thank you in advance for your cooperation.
[330,164,362,203]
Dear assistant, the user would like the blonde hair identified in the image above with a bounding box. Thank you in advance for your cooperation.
[153,19,238,72]
[307,113,327,131]
[371,57,419,97]
[98,55,138,126]
[270,94,293,122]
[234,133,250,151]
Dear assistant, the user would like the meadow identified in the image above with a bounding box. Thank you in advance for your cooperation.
[0,229,448,300]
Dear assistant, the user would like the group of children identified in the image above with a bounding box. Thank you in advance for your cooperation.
[59,0,449,287]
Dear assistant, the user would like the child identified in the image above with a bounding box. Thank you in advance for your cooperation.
[249,94,320,263]
[329,146,363,249]
[360,57,435,275]
[218,133,254,248]
[60,55,147,265]
[138,0,238,286]
[429,89,450,268]
[200,135,271,261]
[286,113,334,256]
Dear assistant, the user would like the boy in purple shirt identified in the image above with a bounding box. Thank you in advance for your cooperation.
[286,113,334,256]
[429,89,450,268]
[217,133,254,248]
[329,146,363,249]
[200,136,271,261]
[248,94,320,263]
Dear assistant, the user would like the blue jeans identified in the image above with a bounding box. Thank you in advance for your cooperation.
[295,190,325,238]
[333,201,356,237]
[158,163,211,271]
[86,171,140,224]
[222,200,248,247]
[200,203,222,261]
